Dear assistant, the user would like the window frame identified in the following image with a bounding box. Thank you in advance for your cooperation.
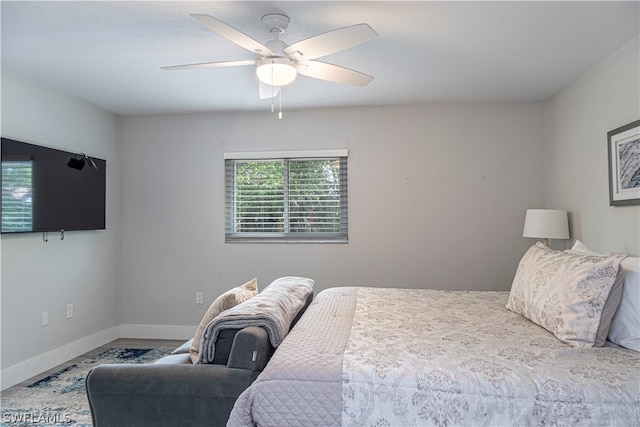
[224,150,348,243]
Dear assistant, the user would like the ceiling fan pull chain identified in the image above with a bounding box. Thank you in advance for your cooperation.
[271,81,275,113]
[279,87,283,119]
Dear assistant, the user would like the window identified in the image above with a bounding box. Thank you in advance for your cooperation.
[225,150,348,242]
[1,160,33,232]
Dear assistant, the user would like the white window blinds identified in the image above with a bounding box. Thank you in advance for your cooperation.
[225,151,348,242]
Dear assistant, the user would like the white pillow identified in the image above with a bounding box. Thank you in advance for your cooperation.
[568,240,613,256]
[507,242,625,347]
[568,241,639,352]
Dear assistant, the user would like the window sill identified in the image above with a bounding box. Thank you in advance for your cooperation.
[225,235,348,244]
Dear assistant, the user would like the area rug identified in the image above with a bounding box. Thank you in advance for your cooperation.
[1,348,170,427]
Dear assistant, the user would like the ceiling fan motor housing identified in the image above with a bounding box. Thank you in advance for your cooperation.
[264,38,290,58]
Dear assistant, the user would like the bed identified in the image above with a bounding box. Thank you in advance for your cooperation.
[228,243,640,426]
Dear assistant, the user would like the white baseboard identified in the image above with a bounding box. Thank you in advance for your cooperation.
[1,326,119,391]
[0,324,196,391]
[119,324,195,340]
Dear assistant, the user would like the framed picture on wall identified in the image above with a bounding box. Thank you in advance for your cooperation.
[608,119,640,206]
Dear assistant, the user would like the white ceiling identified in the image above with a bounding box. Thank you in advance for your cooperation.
[1,1,638,116]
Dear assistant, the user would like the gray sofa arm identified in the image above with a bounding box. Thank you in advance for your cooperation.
[86,364,259,427]
[227,326,274,371]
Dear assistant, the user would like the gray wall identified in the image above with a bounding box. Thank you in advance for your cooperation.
[119,103,545,327]
[1,69,120,374]
[545,36,639,255]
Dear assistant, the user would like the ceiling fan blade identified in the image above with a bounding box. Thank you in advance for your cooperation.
[190,14,274,56]
[259,81,280,99]
[296,61,374,87]
[284,23,377,60]
[161,59,256,71]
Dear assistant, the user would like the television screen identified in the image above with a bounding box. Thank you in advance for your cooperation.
[1,137,106,233]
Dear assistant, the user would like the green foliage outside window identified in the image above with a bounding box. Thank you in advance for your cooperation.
[235,160,285,232]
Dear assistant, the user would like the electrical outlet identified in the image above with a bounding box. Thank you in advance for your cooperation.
[66,304,74,319]
[195,291,204,305]
[41,311,49,327]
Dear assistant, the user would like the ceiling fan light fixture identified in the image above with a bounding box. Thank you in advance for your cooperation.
[256,58,297,87]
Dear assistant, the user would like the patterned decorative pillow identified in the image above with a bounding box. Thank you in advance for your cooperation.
[506,242,625,347]
[567,241,639,352]
[189,278,258,363]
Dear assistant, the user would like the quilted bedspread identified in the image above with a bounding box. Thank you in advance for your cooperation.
[228,287,640,426]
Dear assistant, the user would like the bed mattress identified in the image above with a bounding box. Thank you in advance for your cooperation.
[228,287,640,426]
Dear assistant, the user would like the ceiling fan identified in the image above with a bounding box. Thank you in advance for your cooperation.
[162,13,377,100]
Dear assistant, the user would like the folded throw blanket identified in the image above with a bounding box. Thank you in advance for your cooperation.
[197,276,314,364]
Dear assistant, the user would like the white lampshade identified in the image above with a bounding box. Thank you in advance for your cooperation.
[256,58,297,87]
[523,209,569,239]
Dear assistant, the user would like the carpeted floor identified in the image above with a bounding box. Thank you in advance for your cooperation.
[1,342,178,427]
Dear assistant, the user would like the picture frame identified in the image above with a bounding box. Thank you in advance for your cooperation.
[608,119,640,206]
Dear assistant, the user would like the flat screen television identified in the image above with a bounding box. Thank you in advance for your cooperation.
[1,137,106,234]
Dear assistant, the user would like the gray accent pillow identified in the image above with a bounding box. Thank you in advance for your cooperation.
[597,268,625,346]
